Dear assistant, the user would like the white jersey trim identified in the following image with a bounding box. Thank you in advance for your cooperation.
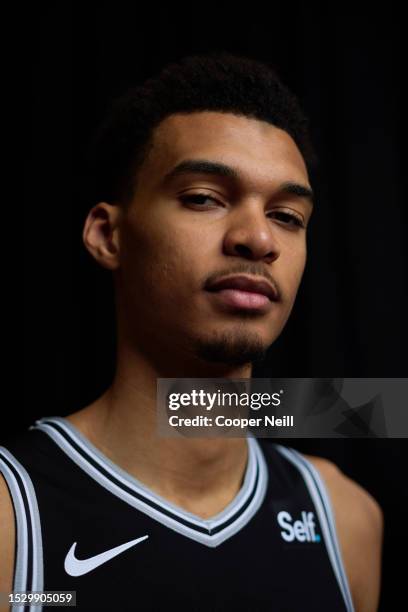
[33,417,268,548]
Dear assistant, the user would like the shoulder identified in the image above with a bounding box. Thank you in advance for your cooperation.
[0,470,15,604]
[303,454,383,612]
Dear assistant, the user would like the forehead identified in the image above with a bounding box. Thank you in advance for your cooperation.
[139,111,310,192]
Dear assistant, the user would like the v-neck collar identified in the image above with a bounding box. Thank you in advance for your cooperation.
[32,416,268,547]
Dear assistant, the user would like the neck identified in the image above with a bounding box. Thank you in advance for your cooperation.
[67,338,253,519]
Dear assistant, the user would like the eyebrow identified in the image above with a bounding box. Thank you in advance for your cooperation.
[162,159,314,206]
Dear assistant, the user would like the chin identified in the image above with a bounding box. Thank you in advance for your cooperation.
[192,329,271,366]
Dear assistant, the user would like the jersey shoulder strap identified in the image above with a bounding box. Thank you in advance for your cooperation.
[0,433,44,599]
[273,443,355,612]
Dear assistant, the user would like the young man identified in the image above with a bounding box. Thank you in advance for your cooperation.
[1,52,382,611]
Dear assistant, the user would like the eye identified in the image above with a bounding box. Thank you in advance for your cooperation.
[179,195,305,228]
[179,193,219,207]
[267,210,305,229]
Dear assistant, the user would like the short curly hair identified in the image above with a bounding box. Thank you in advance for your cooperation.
[85,51,319,207]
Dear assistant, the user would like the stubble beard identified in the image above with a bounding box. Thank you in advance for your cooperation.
[193,323,270,366]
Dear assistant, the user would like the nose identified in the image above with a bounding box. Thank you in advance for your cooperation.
[222,203,281,263]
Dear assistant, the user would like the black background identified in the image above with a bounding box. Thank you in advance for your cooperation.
[15,2,408,610]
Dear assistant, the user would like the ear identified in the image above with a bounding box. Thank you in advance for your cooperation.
[82,202,122,270]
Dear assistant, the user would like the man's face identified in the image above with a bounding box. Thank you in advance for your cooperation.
[111,112,313,366]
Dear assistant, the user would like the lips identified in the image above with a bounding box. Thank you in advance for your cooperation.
[205,275,278,302]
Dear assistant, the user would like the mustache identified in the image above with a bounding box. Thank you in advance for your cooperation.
[204,265,281,301]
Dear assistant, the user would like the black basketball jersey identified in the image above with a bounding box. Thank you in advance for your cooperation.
[0,416,355,611]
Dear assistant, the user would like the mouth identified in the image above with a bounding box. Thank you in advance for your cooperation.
[204,274,279,312]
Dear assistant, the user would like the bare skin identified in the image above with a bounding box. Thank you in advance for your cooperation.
[0,112,383,611]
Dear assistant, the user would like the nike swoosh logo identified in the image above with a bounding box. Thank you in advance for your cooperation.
[64,535,149,576]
